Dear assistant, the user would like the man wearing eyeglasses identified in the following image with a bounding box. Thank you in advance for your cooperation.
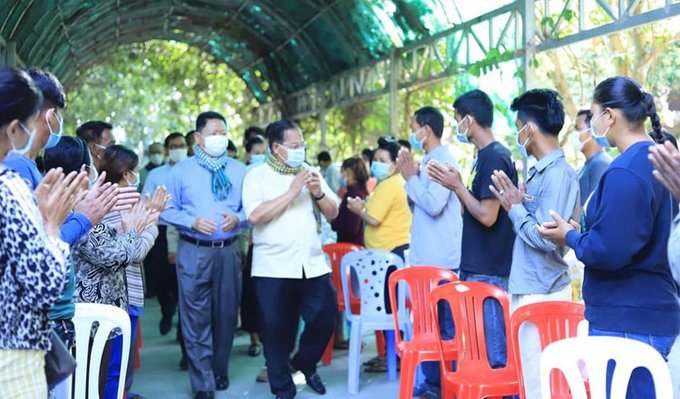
[162,111,247,399]
[243,119,339,399]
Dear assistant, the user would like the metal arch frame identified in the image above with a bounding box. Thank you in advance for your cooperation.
[255,0,680,126]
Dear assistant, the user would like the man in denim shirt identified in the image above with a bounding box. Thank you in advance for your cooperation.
[490,89,580,398]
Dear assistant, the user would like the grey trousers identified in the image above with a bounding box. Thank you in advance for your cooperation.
[177,239,242,393]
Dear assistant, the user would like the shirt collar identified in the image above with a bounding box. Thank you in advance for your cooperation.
[423,144,446,161]
[531,147,564,174]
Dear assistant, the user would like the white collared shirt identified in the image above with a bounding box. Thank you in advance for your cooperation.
[242,163,340,279]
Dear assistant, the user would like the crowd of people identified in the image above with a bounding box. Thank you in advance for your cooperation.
[0,63,679,399]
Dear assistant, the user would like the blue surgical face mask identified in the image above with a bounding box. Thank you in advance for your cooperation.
[284,146,306,168]
[12,123,37,156]
[125,170,140,189]
[409,127,426,151]
[455,115,471,144]
[371,161,391,180]
[589,110,612,148]
[250,153,266,165]
[44,110,63,150]
[87,164,99,188]
[515,124,530,159]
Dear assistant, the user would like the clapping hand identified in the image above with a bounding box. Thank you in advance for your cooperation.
[427,160,463,191]
[649,141,680,201]
[397,149,419,180]
[36,169,88,237]
[489,170,526,212]
[73,171,119,225]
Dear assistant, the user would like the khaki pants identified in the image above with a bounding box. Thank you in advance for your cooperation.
[0,349,47,398]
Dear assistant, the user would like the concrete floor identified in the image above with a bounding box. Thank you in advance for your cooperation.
[131,302,401,398]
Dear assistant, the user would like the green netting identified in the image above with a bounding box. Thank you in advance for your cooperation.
[0,0,459,103]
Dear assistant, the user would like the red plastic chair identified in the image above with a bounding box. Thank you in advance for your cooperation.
[510,301,586,399]
[430,281,520,399]
[321,243,363,365]
[388,266,459,399]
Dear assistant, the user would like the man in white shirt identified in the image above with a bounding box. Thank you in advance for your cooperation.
[243,119,339,399]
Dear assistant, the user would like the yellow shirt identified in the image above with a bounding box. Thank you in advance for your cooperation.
[364,173,412,251]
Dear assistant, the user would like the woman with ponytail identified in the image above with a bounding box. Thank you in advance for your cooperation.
[539,76,679,397]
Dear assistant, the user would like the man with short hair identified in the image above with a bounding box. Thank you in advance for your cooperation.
[186,130,198,156]
[428,89,518,375]
[140,142,165,192]
[397,106,462,398]
[243,119,339,399]
[76,120,115,170]
[490,89,580,398]
[163,112,246,399]
[570,109,612,205]
[317,151,341,193]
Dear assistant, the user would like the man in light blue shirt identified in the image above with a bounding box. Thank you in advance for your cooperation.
[162,111,246,399]
[397,106,462,398]
[142,132,188,365]
[570,109,612,205]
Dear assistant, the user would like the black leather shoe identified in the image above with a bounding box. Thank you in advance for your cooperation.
[215,375,229,391]
[305,373,326,395]
[194,392,214,399]
[275,392,296,399]
[159,316,172,335]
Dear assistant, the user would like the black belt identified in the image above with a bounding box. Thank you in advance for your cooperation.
[180,234,238,249]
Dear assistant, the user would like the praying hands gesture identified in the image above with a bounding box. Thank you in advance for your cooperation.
[145,185,171,213]
[649,141,680,201]
[489,170,526,212]
[536,210,581,246]
[397,149,419,180]
[306,170,322,198]
[427,160,463,192]
[36,168,89,238]
[121,199,158,235]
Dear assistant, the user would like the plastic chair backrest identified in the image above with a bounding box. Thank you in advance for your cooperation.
[71,303,131,399]
[340,250,404,321]
[388,266,459,348]
[429,281,515,373]
[324,243,363,310]
[540,336,673,399]
[510,301,585,399]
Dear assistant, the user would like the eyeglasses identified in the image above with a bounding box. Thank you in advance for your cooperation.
[282,142,306,150]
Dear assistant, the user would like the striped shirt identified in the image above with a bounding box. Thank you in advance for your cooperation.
[102,212,158,308]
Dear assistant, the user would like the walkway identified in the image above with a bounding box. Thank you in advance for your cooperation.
[133,302,400,398]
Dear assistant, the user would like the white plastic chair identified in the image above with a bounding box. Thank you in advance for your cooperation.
[341,250,410,394]
[540,336,673,399]
[70,303,131,399]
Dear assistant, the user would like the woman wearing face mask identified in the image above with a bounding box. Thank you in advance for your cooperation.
[538,76,680,398]
[347,137,412,259]
[73,145,159,399]
[346,136,412,373]
[43,137,120,399]
[331,156,369,246]
[0,67,87,397]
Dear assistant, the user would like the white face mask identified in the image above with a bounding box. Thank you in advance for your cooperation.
[168,148,188,164]
[125,171,140,188]
[569,129,591,153]
[203,135,229,157]
[149,154,165,166]
[11,123,36,156]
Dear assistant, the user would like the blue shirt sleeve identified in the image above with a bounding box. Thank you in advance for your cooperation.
[161,163,196,230]
[59,213,92,246]
[3,156,41,190]
[566,168,655,271]
[404,173,450,217]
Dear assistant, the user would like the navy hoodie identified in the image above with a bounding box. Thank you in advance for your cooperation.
[566,141,680,336]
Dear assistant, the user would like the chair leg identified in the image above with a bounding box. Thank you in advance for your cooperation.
[347,321,362,395]
[322,333,334,366]
[385,330,398,381]
[376,331,386,357]
[399,354,418,399]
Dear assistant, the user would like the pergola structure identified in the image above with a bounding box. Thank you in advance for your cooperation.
[1,0,678,144]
